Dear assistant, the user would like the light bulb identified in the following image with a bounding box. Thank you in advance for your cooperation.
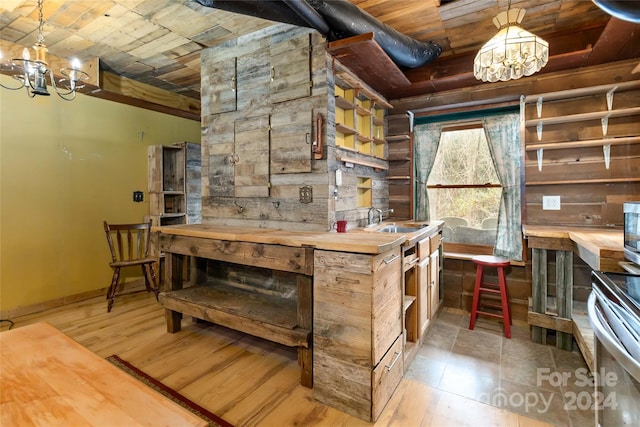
[22,48,30,60]
[70,58,81,69]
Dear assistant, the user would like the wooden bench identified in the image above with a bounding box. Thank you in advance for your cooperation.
[157,233,314,387]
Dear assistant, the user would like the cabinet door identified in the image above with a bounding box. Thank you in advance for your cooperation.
[203,57,237,115]
[237,49,270,112]
[270,33,311,104]
[429,250,440,319]
[234,115,271,198]
[418,257,430,336]
[206,113,235,197]
[270,103,312,173]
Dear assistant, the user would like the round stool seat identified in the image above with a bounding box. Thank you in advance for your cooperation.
[471,255,510,267]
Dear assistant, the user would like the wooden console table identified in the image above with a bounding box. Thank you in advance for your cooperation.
[0,322,207,427]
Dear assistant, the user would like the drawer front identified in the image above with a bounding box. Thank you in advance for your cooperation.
[417,236,430,260]
[372,335,404,421]
[430,232,442,254]
[372,249,402,363]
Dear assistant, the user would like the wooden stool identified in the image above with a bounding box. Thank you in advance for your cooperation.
[469,255,512,338]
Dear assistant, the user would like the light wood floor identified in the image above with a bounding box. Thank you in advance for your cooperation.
[1,292,553,427]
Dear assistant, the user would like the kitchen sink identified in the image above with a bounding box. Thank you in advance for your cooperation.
[377,225,424,233]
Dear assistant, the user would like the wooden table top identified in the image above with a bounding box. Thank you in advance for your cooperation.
[0,322,207,427]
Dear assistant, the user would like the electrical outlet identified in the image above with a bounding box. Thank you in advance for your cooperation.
[542,196,561,210]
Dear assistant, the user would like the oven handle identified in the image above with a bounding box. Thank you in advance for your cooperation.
[588,292,640,382]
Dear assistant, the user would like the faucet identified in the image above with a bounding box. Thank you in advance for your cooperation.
[367,207,394,226]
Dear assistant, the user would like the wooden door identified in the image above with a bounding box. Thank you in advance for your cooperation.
[237,49,270,112]
[417,257,430,337]
[203,57,237,114]
[429,250,440,319]
[234,115,270,198]
[270,33,311,104]
[270,103,312,173]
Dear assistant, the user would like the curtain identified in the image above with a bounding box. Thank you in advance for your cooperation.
[483,113,522,261]
[413,122,443,220]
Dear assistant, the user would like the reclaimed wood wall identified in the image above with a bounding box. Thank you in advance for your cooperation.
[200,24,390,231]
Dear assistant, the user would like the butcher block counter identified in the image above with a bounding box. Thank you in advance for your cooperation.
[153,223,406,254]
[523,225,625,272]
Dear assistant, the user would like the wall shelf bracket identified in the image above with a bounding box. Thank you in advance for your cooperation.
[603,144,611,170]
[601,116,609,137]
[606,87,617,111]
[536,122,544,141]
[537,148,544,171]
[536,97,543,118]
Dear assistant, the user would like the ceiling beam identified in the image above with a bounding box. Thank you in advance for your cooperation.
[88,70,201,121]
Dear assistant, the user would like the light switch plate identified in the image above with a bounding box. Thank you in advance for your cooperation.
[542,196,561,210]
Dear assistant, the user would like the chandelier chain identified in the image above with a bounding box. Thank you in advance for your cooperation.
[37,0,45,44]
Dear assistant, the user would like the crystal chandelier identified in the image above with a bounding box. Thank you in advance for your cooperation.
[473,6,549,83]
[0,0,89,100]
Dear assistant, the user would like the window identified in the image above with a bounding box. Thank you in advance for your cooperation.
[427,126,501,246]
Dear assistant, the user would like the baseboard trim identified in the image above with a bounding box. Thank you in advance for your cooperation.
[0,279,146,319]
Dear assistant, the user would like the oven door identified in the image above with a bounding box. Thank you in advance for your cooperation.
[588,288,640,426]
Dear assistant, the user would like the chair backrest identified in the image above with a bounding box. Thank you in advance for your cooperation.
[103,221,153,263]
[439,216,468,228]
[481,217,498,229]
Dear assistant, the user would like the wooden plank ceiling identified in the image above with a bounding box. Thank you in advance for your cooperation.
[1,0,638,114]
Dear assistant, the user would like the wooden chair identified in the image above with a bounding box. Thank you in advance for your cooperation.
[103,221,159,312]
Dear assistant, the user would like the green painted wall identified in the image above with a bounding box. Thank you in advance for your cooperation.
[0,76,201,313]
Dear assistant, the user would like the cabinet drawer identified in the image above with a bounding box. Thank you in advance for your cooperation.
[372,335,403,421]
[417,236,430,260]
[430,232,441,254]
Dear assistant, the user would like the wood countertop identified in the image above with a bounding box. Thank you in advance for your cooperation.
[153,223,407,254]
[523,224,624,272]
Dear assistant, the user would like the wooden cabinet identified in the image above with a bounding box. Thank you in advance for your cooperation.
[521,80,640,226]
[405,229,443,368]
[313,248,402,422]
[148,142,201,226]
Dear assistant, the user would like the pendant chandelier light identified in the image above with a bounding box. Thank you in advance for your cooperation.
[473,3,549,83]
[0,0,89,100]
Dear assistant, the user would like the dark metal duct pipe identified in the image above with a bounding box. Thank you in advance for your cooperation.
[307,0,441,68]
[282,0,332,38]
[195,0,441,69]
[195,0,310,27]
[592,0,640,23]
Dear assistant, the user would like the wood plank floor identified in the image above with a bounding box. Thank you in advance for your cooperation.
[0,292,553,427]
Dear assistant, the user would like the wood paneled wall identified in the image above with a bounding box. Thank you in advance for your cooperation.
[390,59,640,228]
[199,25,390,231]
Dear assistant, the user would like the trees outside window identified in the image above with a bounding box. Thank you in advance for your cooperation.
[427,127,501,245]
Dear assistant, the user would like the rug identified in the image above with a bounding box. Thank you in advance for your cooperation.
[106,355,234,427]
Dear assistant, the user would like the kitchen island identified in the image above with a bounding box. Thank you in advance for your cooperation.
[153,222,443,421]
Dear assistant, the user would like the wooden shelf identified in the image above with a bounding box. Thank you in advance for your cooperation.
[525,106,640,127]
[523,80,640,103]
[403,295,416,312]
[338,155,389,170]
[373,117,384,126]
[335,95,354,110]
[527,177,640,185]
[387,134,410,142]
[387,176,411,180]
[373,137,386,145]
[356,104,371,116]
[525,135,640,151]
[336,123,357,135]
[357,134,372,143]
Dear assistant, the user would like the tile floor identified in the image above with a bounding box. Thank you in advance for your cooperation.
[406,308,595,427]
